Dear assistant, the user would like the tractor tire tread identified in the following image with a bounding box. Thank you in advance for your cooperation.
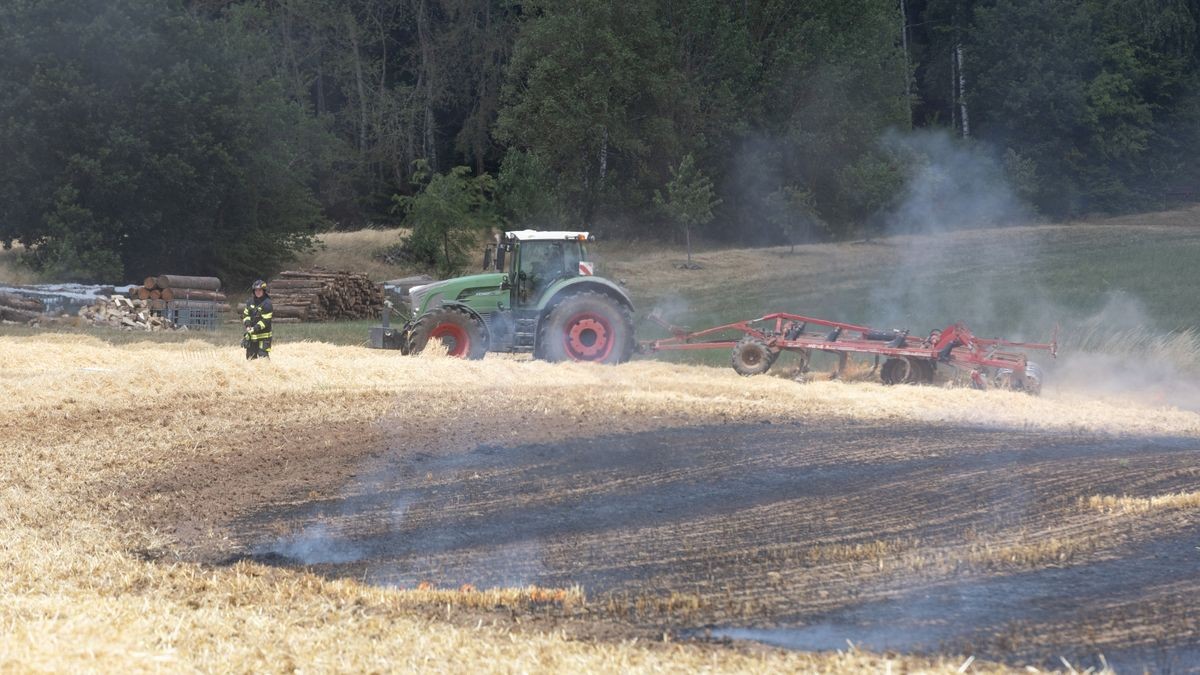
[538,291,635,364]
[407,305,488,360]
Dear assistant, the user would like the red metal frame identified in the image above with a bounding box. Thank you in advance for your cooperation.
[642,312,1057,387]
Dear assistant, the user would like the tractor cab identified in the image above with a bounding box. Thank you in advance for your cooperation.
[484,230,594,307]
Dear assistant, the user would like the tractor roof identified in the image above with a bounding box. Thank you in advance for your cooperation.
[505,230,591,241]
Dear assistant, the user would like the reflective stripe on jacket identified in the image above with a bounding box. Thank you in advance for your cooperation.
[243,296,273,341]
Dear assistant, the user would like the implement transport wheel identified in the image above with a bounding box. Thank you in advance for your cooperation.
[731,337,776,376]
[906,358,935,384]
[408,306,487,359]
[880,357,911,385]
[540,291,634,364]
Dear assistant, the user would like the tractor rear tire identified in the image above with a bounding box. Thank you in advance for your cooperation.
[407,306,487,359]
[539,291,634,364]
[731,337,776,376]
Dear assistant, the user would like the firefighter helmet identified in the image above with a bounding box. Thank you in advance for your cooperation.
[252,279,268,293]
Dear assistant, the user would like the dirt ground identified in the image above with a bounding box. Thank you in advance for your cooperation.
[131,409,1200,673]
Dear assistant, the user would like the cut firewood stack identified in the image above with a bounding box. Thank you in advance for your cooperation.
[0,291,45,323]
[78,296,176,331]
[268,268,384,322]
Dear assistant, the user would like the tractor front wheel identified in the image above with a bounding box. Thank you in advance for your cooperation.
[407,307,487,359]
[539,292,634,364]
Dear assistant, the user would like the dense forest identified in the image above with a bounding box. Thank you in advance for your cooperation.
[1,0,1198,281]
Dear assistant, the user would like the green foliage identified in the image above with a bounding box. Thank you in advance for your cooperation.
[1002,149,1040,205]
[4,0,1200,283]
[653,154,720,265]
[35,185,124,281]
[967,0,1200,214]
[394,161,497,276]
[0,0,326,283]
[835,153,907,228]
[220,0,518,225]
[496,0,913,240]
[654,155,720,229]
[496,0,674,223]
[496,149,566,228]
[713,1,911,241]
[766,185,826,251]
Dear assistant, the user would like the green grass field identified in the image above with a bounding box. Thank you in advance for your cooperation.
[4,208,1199,364]
[617,222,1200,337]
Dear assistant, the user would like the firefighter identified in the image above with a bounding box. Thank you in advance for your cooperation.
[242,279,273,359]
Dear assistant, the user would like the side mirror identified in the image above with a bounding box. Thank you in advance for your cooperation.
[482,245,494,270]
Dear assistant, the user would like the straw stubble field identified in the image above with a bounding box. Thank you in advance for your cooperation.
[3,332,1200,672]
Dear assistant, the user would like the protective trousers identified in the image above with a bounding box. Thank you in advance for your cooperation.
[245,337,271,360]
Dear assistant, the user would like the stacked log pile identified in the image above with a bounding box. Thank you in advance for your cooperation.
[131,275,227,305]
[78,296,175,331]
[269,269,384,322]
[0,292,45,323]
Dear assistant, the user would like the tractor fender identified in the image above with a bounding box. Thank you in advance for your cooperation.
[535,277,635,317]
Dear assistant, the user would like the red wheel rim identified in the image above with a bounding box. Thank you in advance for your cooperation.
[430,323,469,357]
[562,312,614,361]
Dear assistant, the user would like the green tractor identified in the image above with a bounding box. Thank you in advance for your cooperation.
[371,230,636,364]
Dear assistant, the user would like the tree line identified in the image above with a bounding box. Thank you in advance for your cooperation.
[1,0,1197,281]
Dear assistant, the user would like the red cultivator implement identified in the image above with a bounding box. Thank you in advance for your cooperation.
[642,312,1057,394]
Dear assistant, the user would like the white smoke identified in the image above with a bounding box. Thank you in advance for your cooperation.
[863,130,1044,333]
[882,129,1034,234]
[263,521,365,565]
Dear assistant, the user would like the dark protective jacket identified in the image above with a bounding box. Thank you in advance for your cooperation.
[243,295,273,340]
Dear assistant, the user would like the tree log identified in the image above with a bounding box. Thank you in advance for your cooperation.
[267,279,330,290]
[0,306,39,322]
[161,288,226,302]
[156,275,221,291]
[0,292,44,312]
[272,306,310,319]
[143,276,159,290]
[278,270,343,279]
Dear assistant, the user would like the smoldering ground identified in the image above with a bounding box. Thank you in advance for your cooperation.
[246,448,550,588]
[236,419,1200,670]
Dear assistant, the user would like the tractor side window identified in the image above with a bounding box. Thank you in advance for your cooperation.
[520,242,564,282]
[517,241,561,302]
